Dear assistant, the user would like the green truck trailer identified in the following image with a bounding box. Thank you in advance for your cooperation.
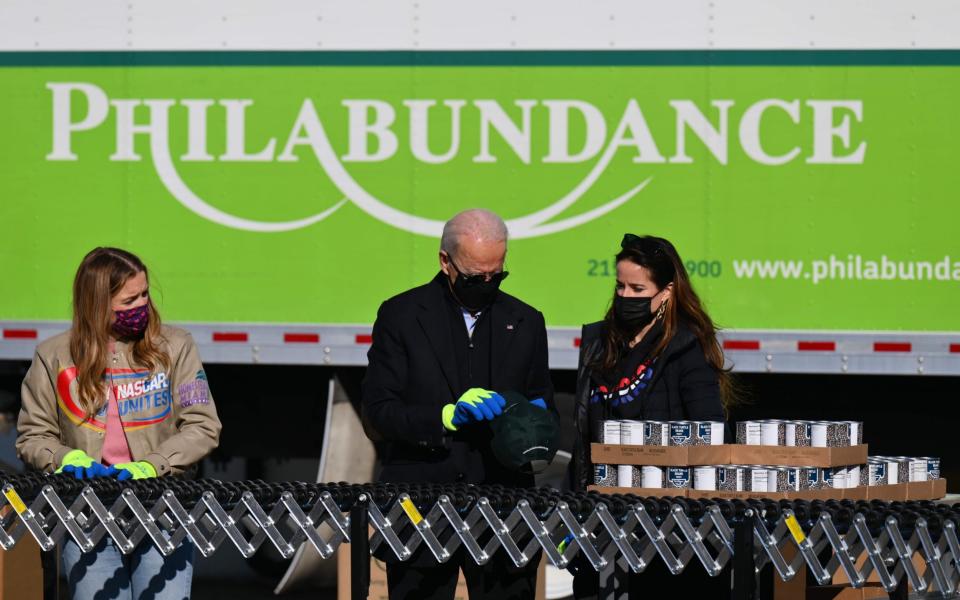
[2,52,959,376]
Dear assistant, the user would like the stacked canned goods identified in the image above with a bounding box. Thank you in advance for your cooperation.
[868,456,941,485]
[735,419,863,447]
[593,419,724,488]
[691,465,861,492]
[594,417,942,492]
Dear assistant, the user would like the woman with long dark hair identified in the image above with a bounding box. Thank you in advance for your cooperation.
[570,234,732,597]
[17,247,221,599]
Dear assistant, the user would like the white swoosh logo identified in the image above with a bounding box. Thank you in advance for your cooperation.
[151,99,650,238]
[151,115,345,232]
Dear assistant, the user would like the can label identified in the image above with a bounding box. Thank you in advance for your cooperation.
[811,422,850,448]
[843,465,862,489]
[643,422,668,446]
[617,465,641,487]
[602,420,622,444]
[736,421,762,445]
[844,421,863,445]
[885,460,903,484]
[641,466,665,488]
[909,459,928,482]
[693,466,717,491]
[922,457,941,480]
[806,467,821,490]
[593,463,616,487]
[786,422,812,447]
[786,468,800,491]
[746,468,769,492]
[619,420,645,445]
[893,458,911,483]
[761,421,786,446]
[718,466,743,492]
[694,422,724,446]
[821,467,836,489]
[794,467,816,491]
[869,462,887,486]
[835,466,850,489]
[768,468,790,492]
[669,422,694,446]
[667,467,692,489]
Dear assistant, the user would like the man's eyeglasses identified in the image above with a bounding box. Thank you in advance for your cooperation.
[447,256,509,287]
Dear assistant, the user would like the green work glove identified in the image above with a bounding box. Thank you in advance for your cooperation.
[114,461,157,481]
[55,449,94,473]
[56,449,118,479]
[442,388,507,432]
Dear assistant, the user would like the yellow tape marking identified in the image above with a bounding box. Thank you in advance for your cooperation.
[400,498,423,526]
[3,488,27,515]
[785,514,806,544]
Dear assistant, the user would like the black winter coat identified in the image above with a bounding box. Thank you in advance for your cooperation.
[361,272,554,489]
[571,320,726,491]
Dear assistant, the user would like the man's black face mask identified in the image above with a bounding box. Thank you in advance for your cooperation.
[446,256,509,312]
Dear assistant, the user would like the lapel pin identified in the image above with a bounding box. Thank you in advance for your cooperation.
[506,324,514,330]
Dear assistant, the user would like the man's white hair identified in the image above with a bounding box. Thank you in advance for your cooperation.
[440,209,509,257]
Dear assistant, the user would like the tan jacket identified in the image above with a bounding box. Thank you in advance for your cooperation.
[16,325,221,476]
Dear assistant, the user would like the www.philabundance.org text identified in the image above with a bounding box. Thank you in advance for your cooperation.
[731,255,960,284]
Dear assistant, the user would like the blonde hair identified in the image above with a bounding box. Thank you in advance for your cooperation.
[70,247,169,417]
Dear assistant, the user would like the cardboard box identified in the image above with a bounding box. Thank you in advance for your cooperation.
[589,486,854,500]
[591,443,731,466]
[866,482,908,501]
[686,488,849,501]
[591,443,868,468]
[588,480,947,502]
[842,486,869,501]
[586,485,688,497]
[727,445,868,468]
[933,477,948,499]
[904,479,948,501]
[0,532,42,600]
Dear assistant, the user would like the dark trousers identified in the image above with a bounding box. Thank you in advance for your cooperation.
[572,560,731,599]
[386,549,540,600]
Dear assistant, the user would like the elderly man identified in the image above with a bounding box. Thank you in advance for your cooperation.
[362,209,553,600]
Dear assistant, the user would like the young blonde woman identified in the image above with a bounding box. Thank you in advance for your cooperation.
[16,247,221,600]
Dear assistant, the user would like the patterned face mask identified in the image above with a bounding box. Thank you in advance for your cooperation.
[112,304,149,338]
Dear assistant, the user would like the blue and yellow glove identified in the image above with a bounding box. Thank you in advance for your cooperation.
[113,461,157,481]
[442,388,506,431]
[56,449,118,479]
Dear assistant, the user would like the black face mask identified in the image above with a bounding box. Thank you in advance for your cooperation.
[613,295,655,332]
[449,274,502,312]
[447,259,506,312]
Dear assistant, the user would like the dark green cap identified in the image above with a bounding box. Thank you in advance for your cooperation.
[489,391,560,474]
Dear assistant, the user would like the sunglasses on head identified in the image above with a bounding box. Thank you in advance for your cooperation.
[621,233,664,256]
